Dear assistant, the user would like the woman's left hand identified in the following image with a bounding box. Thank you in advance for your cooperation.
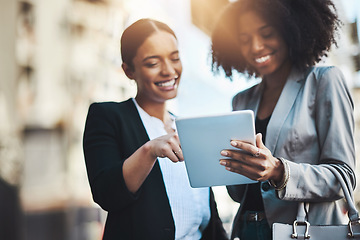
[220,133,284,182]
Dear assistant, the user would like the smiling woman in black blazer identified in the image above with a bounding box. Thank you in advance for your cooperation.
[83,18,228,240]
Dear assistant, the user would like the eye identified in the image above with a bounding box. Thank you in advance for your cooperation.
[171,57,180,62]
[262,31,273,39]
[144,61,158,68]
[170,52,181,62]
[260,27,275,39]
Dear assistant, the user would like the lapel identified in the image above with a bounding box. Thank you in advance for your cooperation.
[264,67,306,153]
[123,99,164,183]
[250,83,264,115]
[124,99,175,229]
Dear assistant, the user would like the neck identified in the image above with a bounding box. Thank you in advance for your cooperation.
[263,61,292,91]
[135,96,167,122]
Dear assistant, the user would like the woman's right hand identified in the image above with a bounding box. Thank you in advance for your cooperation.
[146,132,184,163]
[123,132,183,193]
[220,133,284,183]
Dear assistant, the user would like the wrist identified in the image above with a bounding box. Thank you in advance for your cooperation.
[142,141,158,161]
[269,157,290,190]
[272,157,284,182]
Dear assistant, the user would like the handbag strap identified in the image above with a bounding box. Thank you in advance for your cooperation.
[296,164,359,221]
[296,202,308,222]
[325,165,359,221]
[292,165,360,239]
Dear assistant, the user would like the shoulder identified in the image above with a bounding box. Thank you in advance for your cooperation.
[306,66,353,107]
[233,84,260,100]
[84,99,141,137]
[307,66,345,84]
[86,99,138,125]
[88,99,134,115]
[303,66,351,97]
[232,83,260,109]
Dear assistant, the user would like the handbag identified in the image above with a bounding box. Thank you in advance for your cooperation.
[272,165,360,239]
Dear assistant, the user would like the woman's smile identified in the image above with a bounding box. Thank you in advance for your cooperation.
[254,54,271,64]
[154,77,178,90]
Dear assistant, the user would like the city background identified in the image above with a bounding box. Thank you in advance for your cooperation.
[0,0,360,239]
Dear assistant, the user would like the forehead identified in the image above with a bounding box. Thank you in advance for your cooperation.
[135,31,178,58]
[237,10,269,33]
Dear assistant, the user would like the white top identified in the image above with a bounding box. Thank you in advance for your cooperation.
[132,98,210,240]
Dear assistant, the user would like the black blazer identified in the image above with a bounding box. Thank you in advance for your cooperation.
[83,99,228,240]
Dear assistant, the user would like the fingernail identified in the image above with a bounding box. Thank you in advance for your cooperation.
[220,150,228,156]
[219,160,227,166]
[230,141,237,147]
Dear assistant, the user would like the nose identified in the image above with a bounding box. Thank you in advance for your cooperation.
[251,35,265,53]
[161,59,176,76]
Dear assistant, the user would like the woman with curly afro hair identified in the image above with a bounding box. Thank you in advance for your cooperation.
[211,0,356,239]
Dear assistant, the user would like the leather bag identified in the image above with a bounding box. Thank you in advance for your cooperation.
[272,165,360,239]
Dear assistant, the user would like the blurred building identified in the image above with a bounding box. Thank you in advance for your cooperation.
[2,0,134,239]
[0,0,359,239]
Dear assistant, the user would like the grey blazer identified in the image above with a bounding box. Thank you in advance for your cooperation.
[228,66,356,237]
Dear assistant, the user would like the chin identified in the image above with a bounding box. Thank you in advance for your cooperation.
[167,93,178,100]
[166,91,178,100]
[155,93,177,103]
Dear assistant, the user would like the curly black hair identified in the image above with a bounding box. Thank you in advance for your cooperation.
[211,0,342,78]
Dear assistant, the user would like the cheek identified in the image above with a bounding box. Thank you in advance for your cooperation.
[238,47,250,61]
[135,75,152,90]
[274,39,289,57]
[177,65,183,75]
[137,70,157,83]
[171,62,182,75]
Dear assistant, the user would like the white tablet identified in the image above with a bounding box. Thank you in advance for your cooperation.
[175,110,258,188]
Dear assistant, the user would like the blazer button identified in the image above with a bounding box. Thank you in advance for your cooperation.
[262,182,271,191]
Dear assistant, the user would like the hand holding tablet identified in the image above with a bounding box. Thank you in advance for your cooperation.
[175,110,258,188]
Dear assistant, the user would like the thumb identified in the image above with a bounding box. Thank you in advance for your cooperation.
[256,133,265,149]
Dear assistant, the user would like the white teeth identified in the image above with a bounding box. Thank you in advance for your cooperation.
[156,79,175,87]
[255,55,270,63]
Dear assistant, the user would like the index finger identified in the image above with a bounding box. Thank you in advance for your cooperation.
[230,140,259,156]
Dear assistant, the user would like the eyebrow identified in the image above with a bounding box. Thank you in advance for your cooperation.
[259,25,273,31]
[238,25,273,35]
[142,50,179,62]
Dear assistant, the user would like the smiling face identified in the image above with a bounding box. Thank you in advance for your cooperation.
[237,11,291,79]
[123,30,182,104]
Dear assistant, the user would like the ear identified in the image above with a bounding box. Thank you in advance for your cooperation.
[122,63,135,80]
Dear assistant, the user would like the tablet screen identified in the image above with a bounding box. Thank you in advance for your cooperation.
[175,110,258,188]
